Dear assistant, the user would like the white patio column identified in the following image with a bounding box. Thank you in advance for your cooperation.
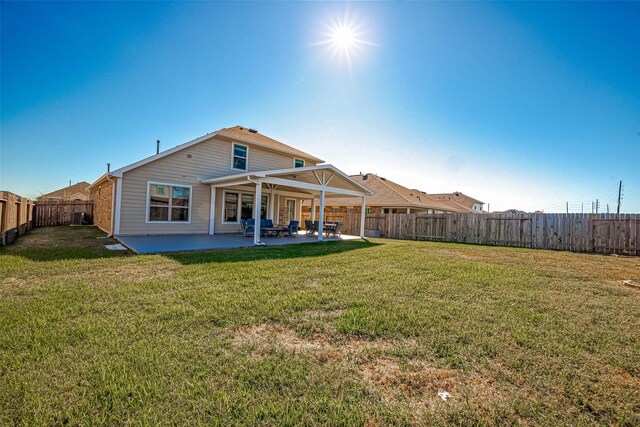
[318,190,325,241]
[254,179,262,245]
[407,207,411,214]
[209,186,216,235]
[268,188,275,221]
[311,198,316,221]
[360,196,366,238]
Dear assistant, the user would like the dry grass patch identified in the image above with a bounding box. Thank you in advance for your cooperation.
[359,356,500,409]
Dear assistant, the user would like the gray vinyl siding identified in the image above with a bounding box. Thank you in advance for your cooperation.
[118,135,317,235]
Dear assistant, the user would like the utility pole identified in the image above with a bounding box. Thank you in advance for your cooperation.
[596,199,599,214]
[616,180,622,214]
[607,204,610,214]
[581,202,584,214]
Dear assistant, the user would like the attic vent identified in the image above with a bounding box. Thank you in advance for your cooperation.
[248,128,258,133]
[363,174,368,180]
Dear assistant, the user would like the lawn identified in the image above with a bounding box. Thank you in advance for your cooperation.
[1,226,639,426]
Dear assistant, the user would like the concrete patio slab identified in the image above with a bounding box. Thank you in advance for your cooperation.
[115,232,361,254]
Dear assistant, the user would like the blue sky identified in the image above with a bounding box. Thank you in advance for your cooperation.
[1,1,639,212]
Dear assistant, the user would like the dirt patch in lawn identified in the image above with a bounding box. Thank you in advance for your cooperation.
[230,323,395,357]
[229,323,502,419]
[360,356,502,413]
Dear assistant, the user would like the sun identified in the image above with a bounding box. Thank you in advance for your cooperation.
[315,13,374,70]
[330,23,358,50]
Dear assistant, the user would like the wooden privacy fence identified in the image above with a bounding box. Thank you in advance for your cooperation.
[33,201,94,227]
[0,191,34,246]
[303,212,639,255]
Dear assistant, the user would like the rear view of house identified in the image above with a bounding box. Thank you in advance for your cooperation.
[87,126,373,244]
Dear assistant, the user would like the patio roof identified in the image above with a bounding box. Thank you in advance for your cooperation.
[201,164,374,198]
[203,165,373,245]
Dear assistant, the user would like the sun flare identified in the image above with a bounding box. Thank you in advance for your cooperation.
[315,13,374,70]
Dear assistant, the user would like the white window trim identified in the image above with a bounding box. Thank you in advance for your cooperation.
[221,190,268,224]
[293,158,305,168]
[231,143,249,172]
[145,181,193,224]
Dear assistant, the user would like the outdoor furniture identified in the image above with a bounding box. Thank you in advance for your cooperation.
[261,226,283,237]
[282,220,299,236]
[305,220,317,236]
[324,221,342,237]
[241,219,255,237]
[328,221,343,237]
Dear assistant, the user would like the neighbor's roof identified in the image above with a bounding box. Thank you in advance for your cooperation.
[38,182,91,200]
[431,192,484,207]
[314,174,476,213]
[110,125,323,177]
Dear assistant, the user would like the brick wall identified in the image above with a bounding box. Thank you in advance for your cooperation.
[91,179,113,234]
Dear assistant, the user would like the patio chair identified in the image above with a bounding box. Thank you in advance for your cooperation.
[241,219,255,237]
[305,220,316,236]
[329,221,343,237]
[285,220,299,236]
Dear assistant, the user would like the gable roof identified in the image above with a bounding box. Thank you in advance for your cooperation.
[320,174,476,213]
[38,182,91,200]
[217,126,324,163]
[111,125,323,177]
[431,192,484,208]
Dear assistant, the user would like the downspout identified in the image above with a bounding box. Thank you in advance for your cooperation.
[105,174,116,237]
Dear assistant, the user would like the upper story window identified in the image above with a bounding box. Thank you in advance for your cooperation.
[294,159,305,168]
[147,182,191,223]
[232,143,248,171]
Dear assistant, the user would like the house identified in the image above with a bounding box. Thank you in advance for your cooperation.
[431,192,485,212]
[38,181,91,201]
[87,126,374,245]
[302,173,478,217]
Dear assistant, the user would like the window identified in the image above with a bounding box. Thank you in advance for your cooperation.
[147,183,191,222]
[232,144,248,171]
[224,192,238,222]
[241,194,254,220]
[286,199,296,222]
[294,159,305,168]
[365,208,372,214]
[223,191,269,223]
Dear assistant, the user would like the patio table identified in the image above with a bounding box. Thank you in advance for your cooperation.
[261,227,283,237]
[324,222,338,237]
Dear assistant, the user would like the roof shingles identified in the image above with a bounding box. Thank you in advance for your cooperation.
[217,126,323,163]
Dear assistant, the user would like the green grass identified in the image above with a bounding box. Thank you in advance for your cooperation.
[1,226,639,426]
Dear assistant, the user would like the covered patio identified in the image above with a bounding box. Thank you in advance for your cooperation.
[202,164,375,245]
[117,231,361,254]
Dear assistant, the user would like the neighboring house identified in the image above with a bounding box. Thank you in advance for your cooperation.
[302,173,477,216]
[87,126,374,244]
[38,181,91,201]
[431,191,485,212]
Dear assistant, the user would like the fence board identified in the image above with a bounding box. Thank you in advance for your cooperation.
[33,201,93,227]
[313,211,638,255]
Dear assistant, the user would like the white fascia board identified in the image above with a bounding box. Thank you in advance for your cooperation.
[86,172,110,192]
[261,176,369,197]
[202,164,374,196]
